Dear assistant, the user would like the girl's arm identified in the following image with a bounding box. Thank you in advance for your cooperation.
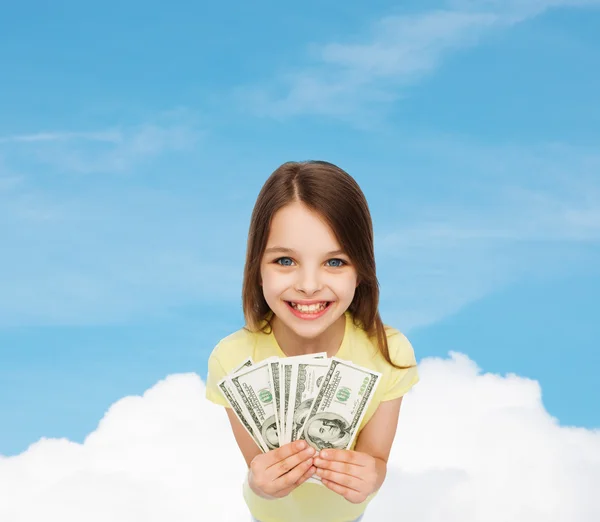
[353,396,403,487]
[356,396,403,461]
[225,408,263,466]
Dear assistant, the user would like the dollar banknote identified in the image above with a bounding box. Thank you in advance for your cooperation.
[232,357,254,374]
[288,359,330,442]
[267,359,282,446]
[298,357,381,451]
[217,357,268,452]
[216,351,380,473]
[230,357,281,451]
[280,353,327,444]
[281,361,293,444]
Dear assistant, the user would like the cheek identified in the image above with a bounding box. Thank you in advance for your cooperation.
[260,269,287,296]
[336,272,359,298]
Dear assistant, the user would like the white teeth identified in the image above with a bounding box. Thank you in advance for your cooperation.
[290,302,328,313]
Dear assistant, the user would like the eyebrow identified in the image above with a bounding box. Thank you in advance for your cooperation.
[264,246,347,257]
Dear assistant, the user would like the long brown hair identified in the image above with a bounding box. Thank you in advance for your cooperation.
[242,160,411,370]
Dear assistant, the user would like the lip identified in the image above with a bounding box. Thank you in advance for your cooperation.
[287,299,330,305]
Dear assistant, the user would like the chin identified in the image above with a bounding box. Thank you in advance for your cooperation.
[289,323,329,340]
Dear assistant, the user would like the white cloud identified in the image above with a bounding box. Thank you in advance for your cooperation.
[368,353,600,521]
[238,1,600,119]
[1,353,598,521]
[0,374,249,521]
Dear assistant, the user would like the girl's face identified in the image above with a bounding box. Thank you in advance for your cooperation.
[260,201,358,341]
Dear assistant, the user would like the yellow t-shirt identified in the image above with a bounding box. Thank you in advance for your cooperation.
[205,311,419,522]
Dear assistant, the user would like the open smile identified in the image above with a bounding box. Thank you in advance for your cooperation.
[285,301,332,319]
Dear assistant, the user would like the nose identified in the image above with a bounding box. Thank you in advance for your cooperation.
[294,267,322,295]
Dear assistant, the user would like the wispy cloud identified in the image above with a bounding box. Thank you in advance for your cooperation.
[381,187,600,246]
[237,0,600,119]
[0,184,244,327]
[0,113,201,174]
[2,132,598,329]
[376,140,600,331]
[378,198,600,331]
[0,112,227,327]
[0,130,121,144]
[0,158,24,191]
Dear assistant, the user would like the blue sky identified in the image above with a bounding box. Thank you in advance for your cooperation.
[1,0,599,456]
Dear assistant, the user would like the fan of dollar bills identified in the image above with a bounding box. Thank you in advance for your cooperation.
[218,353,381,454]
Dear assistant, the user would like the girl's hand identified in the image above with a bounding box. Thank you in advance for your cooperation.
[313,449,382,504]
[248,440,316,499]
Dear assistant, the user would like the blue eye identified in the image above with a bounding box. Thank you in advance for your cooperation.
[274,257,346,267]
[275,257,294,266]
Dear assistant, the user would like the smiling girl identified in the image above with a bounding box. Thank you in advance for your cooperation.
[206,160,419,522]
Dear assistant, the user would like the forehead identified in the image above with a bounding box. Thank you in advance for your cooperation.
[267,202,341,250]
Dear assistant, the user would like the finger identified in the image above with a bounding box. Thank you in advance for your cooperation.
[280,466,317,496]
[270,445,315,479]
[295,465,317,485]
[273,456,314,492]
[315,468,361,491]
[313,457,363,479]
[265,440,309,468]
[319,449,365,466]
[321,478,365,504]
[276,463,316,498]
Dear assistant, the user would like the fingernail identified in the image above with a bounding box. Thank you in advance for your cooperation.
[297,440,306,450]
[321,450,328,458]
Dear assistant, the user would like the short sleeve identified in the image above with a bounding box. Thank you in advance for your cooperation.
[205,350,229,407]
[383,332,420,401]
